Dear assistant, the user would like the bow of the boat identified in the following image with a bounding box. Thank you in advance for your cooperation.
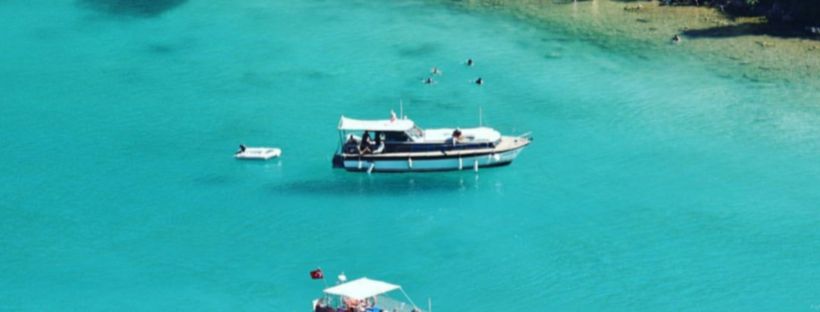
[497,133,532,152]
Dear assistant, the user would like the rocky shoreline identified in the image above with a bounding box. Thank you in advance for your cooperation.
[435,0,820,87]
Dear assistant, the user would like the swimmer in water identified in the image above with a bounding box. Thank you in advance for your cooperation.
[424,77,434,84]
[672,34,681,43]
[466,58,474,66]
[475,77,483,85]
[431,67,442,75]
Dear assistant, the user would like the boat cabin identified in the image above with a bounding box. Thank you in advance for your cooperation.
[337,115,502,155]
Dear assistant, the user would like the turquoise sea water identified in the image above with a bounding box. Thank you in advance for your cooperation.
[2,0,820,310]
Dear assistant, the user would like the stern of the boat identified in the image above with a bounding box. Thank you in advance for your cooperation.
[332,154,345,168]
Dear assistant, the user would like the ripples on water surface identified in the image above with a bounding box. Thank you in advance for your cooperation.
[1,0,819,311]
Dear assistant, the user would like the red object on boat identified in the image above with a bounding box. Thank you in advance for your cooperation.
[310,269,324,279]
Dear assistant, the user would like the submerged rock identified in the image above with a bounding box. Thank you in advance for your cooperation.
[624,4,644,12]
[756,40,775,48]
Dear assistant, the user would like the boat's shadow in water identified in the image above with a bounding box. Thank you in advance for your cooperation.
[268,174,486,197]
[77,0,187,18]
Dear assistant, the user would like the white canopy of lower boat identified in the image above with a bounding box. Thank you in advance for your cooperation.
[313,276,425,312]
[323,278,400,300]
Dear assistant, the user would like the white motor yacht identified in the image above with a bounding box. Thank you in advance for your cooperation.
[331,112,530,173]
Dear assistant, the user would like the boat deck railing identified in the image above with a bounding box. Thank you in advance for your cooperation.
[374,295,422,312]
[316,295,423,312]
[339,135,528,159]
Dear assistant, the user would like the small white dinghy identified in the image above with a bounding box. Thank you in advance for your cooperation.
[234,144,281,160]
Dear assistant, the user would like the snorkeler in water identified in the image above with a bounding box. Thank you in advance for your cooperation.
[672,34,681,43]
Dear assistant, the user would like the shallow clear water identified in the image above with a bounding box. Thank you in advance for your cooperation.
[2,0,819,310]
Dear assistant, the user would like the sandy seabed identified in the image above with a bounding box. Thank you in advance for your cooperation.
[437,0,820,88]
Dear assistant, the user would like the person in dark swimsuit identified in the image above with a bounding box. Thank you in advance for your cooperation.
[359,130,372,154]
[672,34,681,43]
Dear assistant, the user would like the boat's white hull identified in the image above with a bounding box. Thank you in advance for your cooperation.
[341,148,524,172]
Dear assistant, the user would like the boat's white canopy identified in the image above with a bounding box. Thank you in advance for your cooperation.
[323,277,400,300]
[338,116,415,132]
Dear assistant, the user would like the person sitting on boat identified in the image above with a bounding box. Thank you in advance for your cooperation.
[359,297,378,312]
[313,298,334,312]
[359,130,373,154]
[235,144,247,155]
[373,132,385,154]
[344,135,359,153]
[343,297,361,312]
[446,129,463,146]
[346,134,358,145]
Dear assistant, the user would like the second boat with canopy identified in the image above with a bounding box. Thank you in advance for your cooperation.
[313,275,426,312]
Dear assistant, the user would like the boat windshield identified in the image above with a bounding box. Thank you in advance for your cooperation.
[382,131,411,142]
[406,126,423,141]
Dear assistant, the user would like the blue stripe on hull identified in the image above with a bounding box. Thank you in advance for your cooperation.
[341,148,523,172]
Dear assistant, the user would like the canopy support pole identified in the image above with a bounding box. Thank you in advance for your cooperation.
[399,287,419,310]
